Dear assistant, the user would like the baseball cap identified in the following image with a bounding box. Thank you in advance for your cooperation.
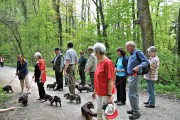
[88,46,93,50]
[80,51,84,54]
[105,103,118,119]
[54,48,60,51]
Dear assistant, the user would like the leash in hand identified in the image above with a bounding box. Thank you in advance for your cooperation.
[9,75,17,84]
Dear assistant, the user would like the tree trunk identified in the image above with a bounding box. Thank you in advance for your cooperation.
[21,0,27,21]
[137,0,154,57]
[132,0,136,41]
[177,8,180,78]
[96,0,100,38]
[87,0,90,22]
[66,0,68,33]
[53,0,63,47]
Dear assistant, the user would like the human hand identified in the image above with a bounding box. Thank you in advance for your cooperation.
[59,68,63,73]
[16,72,19,75]
[107,96,113,104]
[87,70,89,75]
[92,92,96,99]
[64,70,67,76]
[32,75,35,79]
[9,107,16,111]
[133,66,140,72]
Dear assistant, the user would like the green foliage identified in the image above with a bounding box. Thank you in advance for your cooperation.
[0,85,12,103]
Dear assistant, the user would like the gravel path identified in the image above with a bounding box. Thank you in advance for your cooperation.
[0,66,180,120]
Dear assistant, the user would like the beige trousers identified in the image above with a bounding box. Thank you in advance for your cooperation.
[19,74,30,90]
[97,95,109,120]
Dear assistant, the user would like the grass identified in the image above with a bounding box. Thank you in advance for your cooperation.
[0,85,12,103]
[139,77,180,98]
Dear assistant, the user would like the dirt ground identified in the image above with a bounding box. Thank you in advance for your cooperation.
[0,66,180,120]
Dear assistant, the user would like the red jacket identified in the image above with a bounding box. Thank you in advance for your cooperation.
[38,59,46,83]
[0,57,4,62]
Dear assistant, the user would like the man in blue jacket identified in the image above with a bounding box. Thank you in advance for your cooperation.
[126,41,149,120]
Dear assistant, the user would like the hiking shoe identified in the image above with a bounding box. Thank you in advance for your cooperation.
[145,104,155,108]
[144,102,149,105]
[129,113,141,120]
[127,110,133,114]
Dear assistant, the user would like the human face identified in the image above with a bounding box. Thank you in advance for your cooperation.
[148,51,155,57]
[80,53,84,57]
[55,50,59,55]
[94,52,100,60]
[17,56,23,62]
[126,45,133,53]
[88,49,92,54]
[35,57,40,61]
[116,51,122,57]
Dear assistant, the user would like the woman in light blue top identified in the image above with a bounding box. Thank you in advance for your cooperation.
[114,47,129,105]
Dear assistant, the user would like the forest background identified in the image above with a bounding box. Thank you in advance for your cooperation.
[0,0,180,98]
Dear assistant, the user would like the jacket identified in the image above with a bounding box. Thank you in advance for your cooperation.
[53,53,64,73]
[16,60,29,75]
[115,56,129,75]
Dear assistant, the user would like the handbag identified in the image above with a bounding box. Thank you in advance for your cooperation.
[18,72,26,79]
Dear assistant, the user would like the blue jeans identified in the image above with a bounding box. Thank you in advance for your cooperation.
[147,80,155,106]
[128,75,141,115]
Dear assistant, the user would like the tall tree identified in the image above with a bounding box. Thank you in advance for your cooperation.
[137,0,154,57]
[177,8,180,78]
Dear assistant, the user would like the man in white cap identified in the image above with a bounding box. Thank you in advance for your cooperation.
[85,46,97,92]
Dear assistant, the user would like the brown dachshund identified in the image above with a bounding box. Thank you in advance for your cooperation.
[75,84,90,93]
[64,93,81,104]
[81,101,97,120]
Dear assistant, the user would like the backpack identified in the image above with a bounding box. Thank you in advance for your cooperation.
[136,51,150,75]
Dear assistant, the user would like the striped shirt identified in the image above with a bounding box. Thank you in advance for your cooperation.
[144,56,160,81]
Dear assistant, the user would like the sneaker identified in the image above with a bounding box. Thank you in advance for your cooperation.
[114,100,119,103]
[127,110,133,114]
[129,113,141,120]
[117,102,126,106]
[59,88,63,91]
[144,104,155,108]
[143,102,149,105]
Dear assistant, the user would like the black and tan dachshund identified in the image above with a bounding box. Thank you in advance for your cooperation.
[18,92,31,107]
[3,85,13,93]
[64,93,81,104]
[47,82,57,90]
[44,94,61,107]
[81,101,97,120]
[75,84,90,93]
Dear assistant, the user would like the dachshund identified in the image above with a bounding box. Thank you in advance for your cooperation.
[75,84,90,93]
[47,82,56,90]
[64,93,81,104]
[3,85,13,93]
[44,94,61,107]
[18,92,31,106]
[81,101,97,120]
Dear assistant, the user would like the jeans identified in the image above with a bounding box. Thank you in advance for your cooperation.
[128,75,141,115]
[116,76,126,103]
[147,80,155,106]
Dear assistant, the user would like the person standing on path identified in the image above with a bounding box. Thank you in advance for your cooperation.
[16,54,31,93]
[64,42,78,94]
[126,41,149,120]
[114,47,129,106]
[0,56,4,67]
[144,46,160,108]
[78,51,87,86]
[85,46,97,92]
[33,52,46,101]
[52,48,64,91]
[92,43,116,120]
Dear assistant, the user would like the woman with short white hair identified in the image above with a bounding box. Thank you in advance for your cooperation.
[144,46,160,108]
[92,43,116,120]
[32,52,46,101]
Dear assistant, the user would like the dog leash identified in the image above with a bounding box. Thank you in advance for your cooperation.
[9,75,17,84]
[115,72,138,86]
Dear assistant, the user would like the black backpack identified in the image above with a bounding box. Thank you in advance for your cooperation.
[136,51,150,75]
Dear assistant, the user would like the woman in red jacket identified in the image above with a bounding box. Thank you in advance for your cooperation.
[32,52,46,100]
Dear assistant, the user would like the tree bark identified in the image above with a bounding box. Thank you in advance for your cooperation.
[137,0,154,57]
[177,8,180,78]
[96,0,100,38]
[132,0,136,41]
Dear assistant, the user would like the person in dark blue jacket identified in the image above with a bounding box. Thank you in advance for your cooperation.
[16,54,30,93]
[114,47,129,106]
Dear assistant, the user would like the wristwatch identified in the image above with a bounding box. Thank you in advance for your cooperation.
[107,94,112,96]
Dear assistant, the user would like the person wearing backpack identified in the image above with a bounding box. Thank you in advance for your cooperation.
[126,41,149,120]
[144,46,160,108]
[52,48,64,91]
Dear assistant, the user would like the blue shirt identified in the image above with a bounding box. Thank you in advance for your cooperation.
[78,56,87,67]
[116,57,126,77]
[127,49,149,74]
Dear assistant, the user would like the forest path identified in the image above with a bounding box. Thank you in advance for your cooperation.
[0,66,180,120]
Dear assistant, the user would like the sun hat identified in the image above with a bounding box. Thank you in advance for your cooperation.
[105,103,118,119]
[88,46,93,50]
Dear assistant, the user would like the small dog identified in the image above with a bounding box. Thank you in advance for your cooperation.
[81,101,97,120]
[18,92,31,106]
[64,93,81,104]
[47,82,56,90]
[75,84,90,93]
[3,85,13,93]
[44,94,61,107]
